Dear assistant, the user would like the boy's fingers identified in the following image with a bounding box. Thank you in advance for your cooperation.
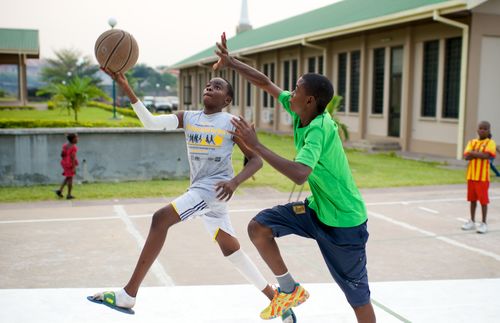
[216,42,227,54]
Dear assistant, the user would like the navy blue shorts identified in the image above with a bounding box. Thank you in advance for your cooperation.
[254,200,371,307]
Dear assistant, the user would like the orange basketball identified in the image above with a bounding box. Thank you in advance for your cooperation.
[94,29,139,73]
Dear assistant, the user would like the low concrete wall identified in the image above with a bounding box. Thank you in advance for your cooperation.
[0,128,189,186]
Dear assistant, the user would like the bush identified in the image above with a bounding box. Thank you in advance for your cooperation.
[0,106,36,110]
[47,101,56,110]
[0,119,141,128]
[87,101,138,119]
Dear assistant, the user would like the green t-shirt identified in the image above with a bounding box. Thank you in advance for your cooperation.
[279,91,367,227]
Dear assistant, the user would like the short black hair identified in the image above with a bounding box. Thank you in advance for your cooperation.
[221,77,234,103]
[301,73,334,114]
[66,133,77,143]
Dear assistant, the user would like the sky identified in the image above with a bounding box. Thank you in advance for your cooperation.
[1,0,340,67]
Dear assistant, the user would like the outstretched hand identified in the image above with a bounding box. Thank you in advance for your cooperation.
[213,32,231,71]
[100,67,129,88]
[229,117,260,150]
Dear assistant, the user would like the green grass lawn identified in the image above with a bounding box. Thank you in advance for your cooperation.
[0,130,475,203]
[0,106,141,126]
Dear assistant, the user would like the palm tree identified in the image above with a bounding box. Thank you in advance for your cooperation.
[325,95,349,141]
[38,76,108,122]
[40,49,102,86]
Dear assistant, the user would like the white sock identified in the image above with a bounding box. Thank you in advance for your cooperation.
[93,288,136,308]
[226,249,268,291]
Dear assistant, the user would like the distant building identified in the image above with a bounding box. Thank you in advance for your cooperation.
[172,0,500,159]
[0,28,40,105]
[236,0,252,34]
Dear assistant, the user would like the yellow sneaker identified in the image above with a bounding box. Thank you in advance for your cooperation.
[260,284,309,320]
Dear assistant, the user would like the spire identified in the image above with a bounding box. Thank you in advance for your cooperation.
[236,0,252,34]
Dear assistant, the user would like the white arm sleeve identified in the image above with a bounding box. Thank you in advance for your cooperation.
[131,101,179,130]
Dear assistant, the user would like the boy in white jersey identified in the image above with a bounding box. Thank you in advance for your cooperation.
[89,69,296,322]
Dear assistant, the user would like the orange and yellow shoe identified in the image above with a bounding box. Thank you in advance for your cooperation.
[260,284,309,320]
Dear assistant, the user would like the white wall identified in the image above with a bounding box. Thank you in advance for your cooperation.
[477,36,500,133]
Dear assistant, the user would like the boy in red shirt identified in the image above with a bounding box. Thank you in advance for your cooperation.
[55,133,78,200]
[462,121,496,233]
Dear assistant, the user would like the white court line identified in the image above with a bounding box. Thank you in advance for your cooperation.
[113,205,174,286]
[369,210,500,261]
[1,195,499,225]
[0,215,120,224]
[418,206,439,214]
[366,195,500,206]
[456,217,468,223]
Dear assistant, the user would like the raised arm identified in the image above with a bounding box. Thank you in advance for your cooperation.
[213,32,282,100]
[101,68,183,130]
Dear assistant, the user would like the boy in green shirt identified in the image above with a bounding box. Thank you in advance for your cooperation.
[214,33,375,322]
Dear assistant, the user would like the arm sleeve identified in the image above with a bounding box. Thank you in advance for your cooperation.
[278,91,293,115]
[463,140,473,157]
[486,139,496,158]
[132,101,179,130]
[295,126,324,170]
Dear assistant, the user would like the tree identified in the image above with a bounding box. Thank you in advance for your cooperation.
[40,49,102,86]
[37,76,108,122]
[129,64,177,95]
[326,95,349,141]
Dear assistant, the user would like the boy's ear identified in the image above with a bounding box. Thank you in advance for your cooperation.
[225,96,232,106]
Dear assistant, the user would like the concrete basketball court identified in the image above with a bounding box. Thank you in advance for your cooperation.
[1,183,499,322]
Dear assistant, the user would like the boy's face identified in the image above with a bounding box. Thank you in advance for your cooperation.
[477,122,490,139]
[202,78,232,108]
[290,77,312,115]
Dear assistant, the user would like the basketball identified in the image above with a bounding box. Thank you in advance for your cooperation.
[94,29,139,73]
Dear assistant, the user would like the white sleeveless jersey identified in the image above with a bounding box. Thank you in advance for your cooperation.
[182,110,236,202]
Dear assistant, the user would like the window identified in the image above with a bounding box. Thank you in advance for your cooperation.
[198,74,204,104]
[337,53,347,112]
[183,75,192,106]
[262,63,275,108]
[308,57,316,73]
[283,59,298,91]
[246,81,252,107]
[292,60,298,90]
[372,48,385,114]
[350,51,360,113]
[284,61,290,90]
[421,40,439,117]
[306,56,324,74]
[231,70,239,106]
[443,37,461,119]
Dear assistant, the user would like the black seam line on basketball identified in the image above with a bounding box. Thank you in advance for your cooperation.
[371,298,412,323]
[117,33,133,73]
[104,30,126,69]
[95,32,116,56]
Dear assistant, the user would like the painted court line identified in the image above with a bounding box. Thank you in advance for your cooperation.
[417,206,439,214]
[0,195,498,226]
[371,299,411,323]
[369,210,500,262]
[0,215,120,224]
[113,205,174,286]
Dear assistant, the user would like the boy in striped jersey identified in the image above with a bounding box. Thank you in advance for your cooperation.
[462,121,497,234]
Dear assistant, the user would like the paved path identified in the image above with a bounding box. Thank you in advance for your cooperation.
[1,184,499,322]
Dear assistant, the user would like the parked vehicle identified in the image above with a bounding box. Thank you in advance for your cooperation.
[166,96,179,110]
[154,97,174,113]
[143,96,156,112]
[140,96,179,113]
